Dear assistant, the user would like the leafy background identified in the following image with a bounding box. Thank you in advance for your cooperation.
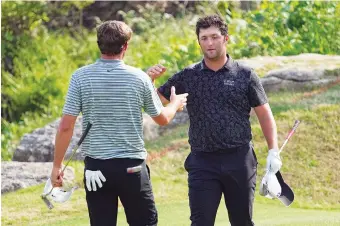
[1,1,339,159]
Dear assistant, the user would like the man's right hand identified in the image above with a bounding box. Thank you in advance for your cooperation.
[146,64,166,81]
[170,86,188,112]
[50,166,63,187]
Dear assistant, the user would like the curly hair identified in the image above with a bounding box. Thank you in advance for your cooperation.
[97,21,132,55]
[196,15,228,38]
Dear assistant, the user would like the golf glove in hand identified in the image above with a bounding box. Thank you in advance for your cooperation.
[85,170,106,192]
[266,149,282,173]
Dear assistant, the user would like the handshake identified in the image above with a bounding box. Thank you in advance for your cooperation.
[147,64,188,112]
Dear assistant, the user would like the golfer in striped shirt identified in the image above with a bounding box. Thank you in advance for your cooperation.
[50,20,188,226]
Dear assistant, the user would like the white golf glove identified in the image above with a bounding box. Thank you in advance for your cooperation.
[85,170,106,192]
[266,149,282,173]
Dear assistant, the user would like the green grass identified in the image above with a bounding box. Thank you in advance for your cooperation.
[2,85,340,225]
[2,187,340,226]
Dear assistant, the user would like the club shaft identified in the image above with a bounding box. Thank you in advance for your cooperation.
[279,120,300,153]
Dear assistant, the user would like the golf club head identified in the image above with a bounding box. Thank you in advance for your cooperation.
[50,186,78,203]
[41,195,54,209]
[276,171,295,206]
[259,171,281,198]
[41,178,78,209]
[41,178,54,209]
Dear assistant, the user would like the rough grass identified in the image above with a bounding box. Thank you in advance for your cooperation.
[2,85,340,225]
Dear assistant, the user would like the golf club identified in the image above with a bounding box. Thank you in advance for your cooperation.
[260,120,301,206]
[41,122,92,209]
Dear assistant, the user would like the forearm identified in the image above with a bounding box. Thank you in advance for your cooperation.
[53,123,75,168]
[153,102,178,126]
[259,116,278,150]
[255,104,279,150]
[162,102,179,122]
[157,89,170,105]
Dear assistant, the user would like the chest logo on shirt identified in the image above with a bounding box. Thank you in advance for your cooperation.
[224,80,235,86]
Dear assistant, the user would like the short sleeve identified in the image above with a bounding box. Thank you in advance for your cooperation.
[62,73,82,116]
[158,70,186,101]
[143,77,163,117]
[248,70,268,107]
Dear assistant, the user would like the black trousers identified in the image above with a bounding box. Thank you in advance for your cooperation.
[84,157,157,226]
[184,143,257,226]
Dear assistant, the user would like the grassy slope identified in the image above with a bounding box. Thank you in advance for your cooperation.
[2,85,340,225]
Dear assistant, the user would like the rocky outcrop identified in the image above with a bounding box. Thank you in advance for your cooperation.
[12,112,189,162]
[261,67,339,92]
[1,162,75,194]
[12,117,83,162]
[239,54,340,92]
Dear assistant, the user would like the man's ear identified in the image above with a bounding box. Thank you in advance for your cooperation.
[225,35,229,42]
[123,42,128,51]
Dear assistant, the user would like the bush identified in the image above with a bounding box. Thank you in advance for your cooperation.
[2,1,339,160]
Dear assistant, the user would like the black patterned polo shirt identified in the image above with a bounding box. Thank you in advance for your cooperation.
[158,55,268,152]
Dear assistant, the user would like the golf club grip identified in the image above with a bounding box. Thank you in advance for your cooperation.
[77,122,92,146]
[286,120,300,140]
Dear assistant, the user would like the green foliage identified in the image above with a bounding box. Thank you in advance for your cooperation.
[230,1,340,57]
[120,7,202,86]
[1,1,340,160]
[1,31,99,159]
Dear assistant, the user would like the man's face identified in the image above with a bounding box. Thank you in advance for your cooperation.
[198,26,227,61]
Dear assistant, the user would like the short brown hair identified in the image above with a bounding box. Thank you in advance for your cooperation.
[97,20,132,55]
[196,15,228,38]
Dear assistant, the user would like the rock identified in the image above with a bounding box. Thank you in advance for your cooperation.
[1,161,75,194]
[238,54,340,92]
[261,67,339,92]
[143,114,160,140]
[12,117,83,162]
[13,113,171,162]
[159,108,189,134]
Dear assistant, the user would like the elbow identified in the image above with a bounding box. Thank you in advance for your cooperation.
[58,122,72,133]
[151,113,170,126]
[155,116,170,126]
[159,118,170,126]
[58,116,74,133]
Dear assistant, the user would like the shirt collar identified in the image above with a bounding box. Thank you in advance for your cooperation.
[199,54,234,71]
[97,58,124,64]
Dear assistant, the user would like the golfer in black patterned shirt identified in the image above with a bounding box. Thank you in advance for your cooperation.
[147,15,282,226]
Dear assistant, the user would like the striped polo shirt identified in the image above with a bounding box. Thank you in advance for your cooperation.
[63,59,163,160]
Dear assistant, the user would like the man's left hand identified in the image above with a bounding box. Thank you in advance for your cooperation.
[266,149,282,173]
